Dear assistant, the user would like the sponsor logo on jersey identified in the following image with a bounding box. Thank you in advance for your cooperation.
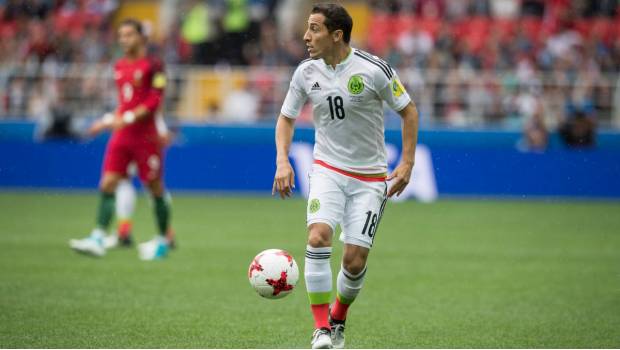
[308,198,320,213]
[311,82,321,91]
[348,75,364,95]
[391,78,405,97]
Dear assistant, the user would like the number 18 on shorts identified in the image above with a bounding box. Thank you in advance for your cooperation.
[306,164,388,249]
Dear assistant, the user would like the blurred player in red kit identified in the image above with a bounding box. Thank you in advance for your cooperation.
[70,19,173,260]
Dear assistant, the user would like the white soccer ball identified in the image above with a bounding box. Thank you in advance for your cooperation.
[248,249,299,299]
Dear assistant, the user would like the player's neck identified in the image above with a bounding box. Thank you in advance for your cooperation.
[125,47,146,61]
[324,45,351,69]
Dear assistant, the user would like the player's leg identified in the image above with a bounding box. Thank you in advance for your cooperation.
[69,172,124,256]
[136,177,173,260]
[103,176,136,248]
[307,223,334,325]
[135,145,172,260]
[306,165,346,349]
[331,180,387,348]
[332,244,369,322]
[115,177,136,240]
[145,177,171,237]
[329,244,369,349]
[70,141,129,257]
[162,190,176,248]
[97,172,124,232]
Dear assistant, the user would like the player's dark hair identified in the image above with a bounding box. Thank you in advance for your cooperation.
[119,18,144,36]
[311,3,353,44]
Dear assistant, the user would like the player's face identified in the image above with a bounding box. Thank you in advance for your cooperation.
[118,25,143,56]
[304,13,333,59]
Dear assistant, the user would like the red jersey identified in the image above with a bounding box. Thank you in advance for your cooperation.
[111,55,165,144]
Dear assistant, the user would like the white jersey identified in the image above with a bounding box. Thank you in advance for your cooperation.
[281,48,411,174]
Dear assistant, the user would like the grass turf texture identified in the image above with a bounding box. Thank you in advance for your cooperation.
[0,192,619,348]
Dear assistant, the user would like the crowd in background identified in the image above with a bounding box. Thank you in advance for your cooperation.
[1,0,619,149]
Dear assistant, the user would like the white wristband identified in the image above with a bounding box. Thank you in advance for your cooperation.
[101,113,114,126]
[122,111,136,124]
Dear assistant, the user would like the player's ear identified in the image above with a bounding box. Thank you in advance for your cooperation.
[332,29,343,43]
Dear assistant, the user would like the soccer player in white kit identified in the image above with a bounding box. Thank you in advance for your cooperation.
[273,3,419,349]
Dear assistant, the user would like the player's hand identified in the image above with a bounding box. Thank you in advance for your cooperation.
[110,117,126,130]
[272,161,296,199]
[159,133,174,147]
[387,161,413,198]
[87,113,116,136]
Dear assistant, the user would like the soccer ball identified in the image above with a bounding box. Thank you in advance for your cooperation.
[248,249,299,299]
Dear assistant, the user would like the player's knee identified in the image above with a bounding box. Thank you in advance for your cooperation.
[99,176,119,193]
[307,224,332,248]
[146,180,164,196]
[342,254,367,275]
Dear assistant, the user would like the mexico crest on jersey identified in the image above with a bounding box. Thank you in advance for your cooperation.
[348,75,364,95]
[308,199,320,214]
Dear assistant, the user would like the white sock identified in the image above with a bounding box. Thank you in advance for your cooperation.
[305,245,333,303]
[337,265,367,302]
[115,179,136,221]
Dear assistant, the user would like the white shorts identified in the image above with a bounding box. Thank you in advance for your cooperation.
[307,163,388,249]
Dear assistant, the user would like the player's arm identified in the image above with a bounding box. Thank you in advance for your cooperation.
[377,68,419,198]
[273,114,296,199]
[273,63,307,199]
[87,110,119,136]
[87,104,156,135]
[387,101,419,198]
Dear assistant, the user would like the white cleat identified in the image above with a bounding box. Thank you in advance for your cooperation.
[311,328,333,349]
[69,234,105,257]
[330,322,345,349]
[103,234,119,249]
[138,236,169,261]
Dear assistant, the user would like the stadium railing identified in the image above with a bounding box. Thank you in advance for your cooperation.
[1,63,619,129]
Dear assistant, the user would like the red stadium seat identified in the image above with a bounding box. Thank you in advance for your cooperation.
[413,15,441,39]
[492,18,517,43]
[520,16,544,45]
[367,13,392,54]
[394,14,416,36]
[466,16,492,52]
[590,18,615,44]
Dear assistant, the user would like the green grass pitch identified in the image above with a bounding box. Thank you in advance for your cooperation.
[0,192,619,348]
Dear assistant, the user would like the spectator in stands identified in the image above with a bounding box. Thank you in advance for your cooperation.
[220,80,259,123]
[181,0,218,65]
[0,0,619,128]
[42,94,78,140]
[521,0,545,17]
[559,111,596,148]
[522,101,549,152]
[221,0,251,65]
[4,75,28,117]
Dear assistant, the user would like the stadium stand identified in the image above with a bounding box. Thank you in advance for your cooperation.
[1,0,619,140]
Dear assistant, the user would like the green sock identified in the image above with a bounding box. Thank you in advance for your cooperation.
[153,195,171,236]
[96,192,115,230]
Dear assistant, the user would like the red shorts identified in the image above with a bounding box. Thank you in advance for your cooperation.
[102,139,163,182]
